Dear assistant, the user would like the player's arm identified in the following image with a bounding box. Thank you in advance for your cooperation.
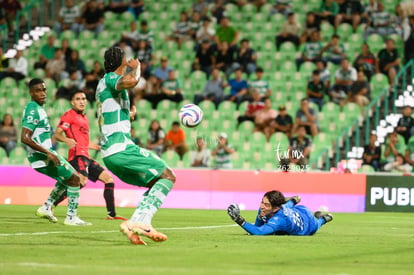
[115,59,141,90]
[54,127,76,148]
[21,127,59,166]
[88,141,101,151]
[227,204,276,235]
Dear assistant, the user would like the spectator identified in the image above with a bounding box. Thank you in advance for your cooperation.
[212,132,235,169]
[196,16,216,46]
[160,69,183,104]
[347,71,370,111]
[167,11,190,49]
[214,17,240,51]
[65,50,86,80]
[53,0,81,37]
[315,59,331,88]
[193,39,215,77]
[377,38,400,89]
[254,97,278,140]
[353,43,377,81]
[335,0,364,31]
[211,0,226,23]
[121,21,139,49]
[362,132,381,171]
[56,69,85,100]
[249,67,271,99]
[40,35,57,61]
[315,0,339,26]
[226,68,249,105]
[146,119,165,156]
[0,50,27,83]
[129,0,144,20]
[269,0,292,17]
[384,131,406,168]
[292,98,318,137]
[188,11,202,40]
[130,126,142,147]
[190,137,211,167]
[363,0,378,20]
[0,0,22,35]
[0,113,17,156]
[363,1,397,41]
[300,12,320,44]
[215,41,234,76]
[165,121,188,159]
[194,68,226,107]
[404,15,414,63]
[231,38,257,75]
[329,58,357,105]
[275,12,300,50]
[136,39,154,70]
[136,20,154,48]
[84,60,104,102]
[279,125,312,170]
[118,40,134,60]
[105,0,129,14]
[0,48,8,73]
[306,70,326,111]
[296,30,322,70]
[384,154,411,173]
[269,105,293,138]
[80,0,104,39]
[153,56,172,87]
[141,75,159,108]
[60,38,73,63]
[396,106,414,144]
[46,49,66,84]
[320,34,346,65]
[189,0,209,17]
[237,89,264,125]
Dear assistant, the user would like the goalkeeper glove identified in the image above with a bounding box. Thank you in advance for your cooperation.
[227,204,245,226]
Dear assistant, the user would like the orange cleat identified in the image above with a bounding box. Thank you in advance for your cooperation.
[107,215,128,220]
[120,221,147,245]
[129,222,168,242]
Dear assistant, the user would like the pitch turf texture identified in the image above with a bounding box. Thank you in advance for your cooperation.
[0,206,413,275]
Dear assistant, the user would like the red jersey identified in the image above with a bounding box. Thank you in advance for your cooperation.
[58,109,90,161]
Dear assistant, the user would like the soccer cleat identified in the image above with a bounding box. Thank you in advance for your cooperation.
[314,211,333,223]
[106,215,128,221]
[285,196,301,205]
[129,222,168,242]
[64,215,92,226]
[120,222,147,245]
[36,205,58,223]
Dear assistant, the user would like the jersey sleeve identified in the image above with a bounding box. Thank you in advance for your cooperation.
[22,103,40,132]
[57,112,71,133]
[106,72,122,96]
[241,220,279,235]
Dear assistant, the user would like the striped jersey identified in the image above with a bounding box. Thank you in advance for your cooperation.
[96,72,134,158]
[249,79,270,96]
[302,41,322,59]
[372,11,391,28]
[215,145,233,169]
[21,101,53,168]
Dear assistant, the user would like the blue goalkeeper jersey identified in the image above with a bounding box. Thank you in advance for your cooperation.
[241,201,321,236]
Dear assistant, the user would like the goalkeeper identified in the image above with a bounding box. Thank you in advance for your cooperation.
[227,190,333,236]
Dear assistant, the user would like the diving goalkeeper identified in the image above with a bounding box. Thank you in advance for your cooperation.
[227,190,333,236]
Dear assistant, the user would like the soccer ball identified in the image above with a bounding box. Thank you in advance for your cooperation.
[179,104,203,128]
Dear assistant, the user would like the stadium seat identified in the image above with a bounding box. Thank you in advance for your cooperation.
[337,23,353,41]
[162,150,180,167]
[358,164,375,173]
[217,101,237,117]
[279,42,297,60]
[0,149,8,165]
[248,132,267,150]
[269,132,290,151]
[321,102,340,120]
[370,73,389,97]
[157,99,177,111]
[238,120,255,132]
[320,22,334,41]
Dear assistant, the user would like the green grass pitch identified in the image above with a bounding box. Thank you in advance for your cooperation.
[0,205,414,275]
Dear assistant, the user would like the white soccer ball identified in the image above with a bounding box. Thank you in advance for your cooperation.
[179,104,203,128]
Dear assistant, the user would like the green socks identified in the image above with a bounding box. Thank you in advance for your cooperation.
[130,179,174,224]
[66,186,80,217]
[45,181,67,207]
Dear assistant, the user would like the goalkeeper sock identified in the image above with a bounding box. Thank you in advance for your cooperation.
[45,181,67,207]
[130,179,173,225]
[103,183,116,217]
[66,185,80,217]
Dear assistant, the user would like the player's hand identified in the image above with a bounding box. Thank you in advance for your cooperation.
[127,58,140,69]
[227,204,245,226]
[47,152,60,167]
[130,105,137,120]
[65,138,77,148]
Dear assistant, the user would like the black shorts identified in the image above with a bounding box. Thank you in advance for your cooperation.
[69,156,104,182]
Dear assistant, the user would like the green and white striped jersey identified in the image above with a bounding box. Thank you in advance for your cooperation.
[21,101,53,168]
[215,145,233,169]
[96,72,134,158]
[249,79,270,96]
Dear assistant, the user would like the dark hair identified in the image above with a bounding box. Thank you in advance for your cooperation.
[172,121,180,126]
[301,98,308,103]
[141,20,148,26]
[256,67,263,73]
[1,113,14,126]
[70,91,86,101]
[240,38,249,44]
[28,78,44,89]
[104,47,125,73]
[312,69,319,75]
[263,190,286,208]
[332,34,340,39]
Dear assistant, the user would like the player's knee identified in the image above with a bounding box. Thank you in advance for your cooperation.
[162,168,176,183]
[100,172,113,183]
[68,173,81,187]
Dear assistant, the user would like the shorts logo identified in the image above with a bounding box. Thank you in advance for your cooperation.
[149,169,159,176]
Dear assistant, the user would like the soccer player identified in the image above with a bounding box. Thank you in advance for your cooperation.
[21,78,91,226]
[53,91,127,220]
[96,47,176,245]
[227,190,332,236]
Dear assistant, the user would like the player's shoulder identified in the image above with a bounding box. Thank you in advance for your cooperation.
[23,101,40,115]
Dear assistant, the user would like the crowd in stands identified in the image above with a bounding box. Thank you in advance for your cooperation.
[1,0,414,171]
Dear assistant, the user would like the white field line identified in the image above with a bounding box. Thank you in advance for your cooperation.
[0,224,237,237]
